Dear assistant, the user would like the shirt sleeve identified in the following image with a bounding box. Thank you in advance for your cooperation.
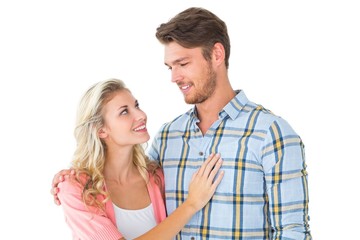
[57,177,122,240]
[147,125,164,162]
[261,118,312,239]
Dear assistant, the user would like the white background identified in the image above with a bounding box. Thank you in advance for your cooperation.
[0,1,359,239]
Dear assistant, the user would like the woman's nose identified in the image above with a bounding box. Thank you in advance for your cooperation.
[135,109,146,121]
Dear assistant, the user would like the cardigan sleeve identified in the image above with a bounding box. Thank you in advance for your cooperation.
[57,177,122,240]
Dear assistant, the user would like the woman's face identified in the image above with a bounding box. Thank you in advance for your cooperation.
[99,90,150,148]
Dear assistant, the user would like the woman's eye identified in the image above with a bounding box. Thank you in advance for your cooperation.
[120,110,128,115]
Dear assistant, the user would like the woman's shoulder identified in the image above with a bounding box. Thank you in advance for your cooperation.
[147,162,164,180]
[148,166,164,196]
[154,167,164,178]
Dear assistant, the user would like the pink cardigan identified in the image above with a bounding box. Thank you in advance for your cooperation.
[58,170,167,240]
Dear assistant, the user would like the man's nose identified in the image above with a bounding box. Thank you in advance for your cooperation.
[171,67,181,83]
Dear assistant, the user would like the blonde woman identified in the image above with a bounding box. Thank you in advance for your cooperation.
[57,78,224,239]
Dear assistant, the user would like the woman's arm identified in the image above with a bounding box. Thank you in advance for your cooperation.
[55,153,223,240]
[133,153,224,240]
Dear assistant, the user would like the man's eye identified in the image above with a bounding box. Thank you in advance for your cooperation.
[180,63,188,67]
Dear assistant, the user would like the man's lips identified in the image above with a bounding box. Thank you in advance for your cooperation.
[179,84,191,94]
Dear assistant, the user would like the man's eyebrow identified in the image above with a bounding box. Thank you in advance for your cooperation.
[165,57,189,67]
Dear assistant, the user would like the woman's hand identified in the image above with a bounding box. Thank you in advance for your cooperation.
[186,153,224,211]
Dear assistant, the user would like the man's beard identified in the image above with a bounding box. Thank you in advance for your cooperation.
[185,65,217,104]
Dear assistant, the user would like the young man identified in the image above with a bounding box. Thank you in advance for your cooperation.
[52,7,311,239]
[148,7,311,239]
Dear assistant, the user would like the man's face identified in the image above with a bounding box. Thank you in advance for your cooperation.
[164,42,216,104]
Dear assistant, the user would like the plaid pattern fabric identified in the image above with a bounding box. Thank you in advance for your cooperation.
[148,90,311,239]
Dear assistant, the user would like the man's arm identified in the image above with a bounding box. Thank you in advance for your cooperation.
[146,124,164,162]
[51,169,74,205]
[262,118,312,239]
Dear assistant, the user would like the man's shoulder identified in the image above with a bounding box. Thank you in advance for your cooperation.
[240,100,293,130]
[232,91,276,121]
[243,100,278,119]
[158,109,192,131]
[246,101,298,135]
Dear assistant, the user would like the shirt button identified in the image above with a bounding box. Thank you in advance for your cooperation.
[191,237,195,240]
[199,152,204,156]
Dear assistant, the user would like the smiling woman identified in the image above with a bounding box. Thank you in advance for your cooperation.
[0,1,359,239]
[97,91,150,147]
[55,78,223,239]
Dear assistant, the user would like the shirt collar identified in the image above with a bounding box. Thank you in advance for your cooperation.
[223,90,249,120]
[188,90,249,121]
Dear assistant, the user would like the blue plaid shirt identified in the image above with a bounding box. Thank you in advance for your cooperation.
[148,90,311,239]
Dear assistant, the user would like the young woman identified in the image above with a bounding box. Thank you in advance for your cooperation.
[57,78,224,239]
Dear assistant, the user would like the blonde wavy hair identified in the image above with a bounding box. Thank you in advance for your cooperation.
[71,78,160,210]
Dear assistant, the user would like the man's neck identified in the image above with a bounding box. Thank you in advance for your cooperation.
[196,86,236,134]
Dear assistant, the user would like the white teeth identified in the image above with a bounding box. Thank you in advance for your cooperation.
[134,125,146,131]
[181,85,190,90]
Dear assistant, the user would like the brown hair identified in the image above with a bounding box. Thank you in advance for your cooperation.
[156,7,231,69]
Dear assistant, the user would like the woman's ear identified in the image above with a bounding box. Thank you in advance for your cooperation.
[98,128,107,139]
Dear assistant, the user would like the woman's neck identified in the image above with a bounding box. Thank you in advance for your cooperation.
[103,147,138,185]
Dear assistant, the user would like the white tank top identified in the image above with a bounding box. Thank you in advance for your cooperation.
[113,203,157,239]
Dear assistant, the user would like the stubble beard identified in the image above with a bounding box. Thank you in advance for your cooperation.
[184,65,217,105]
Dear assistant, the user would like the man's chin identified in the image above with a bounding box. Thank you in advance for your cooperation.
[184,96,195,104]
[184,96,205,105]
